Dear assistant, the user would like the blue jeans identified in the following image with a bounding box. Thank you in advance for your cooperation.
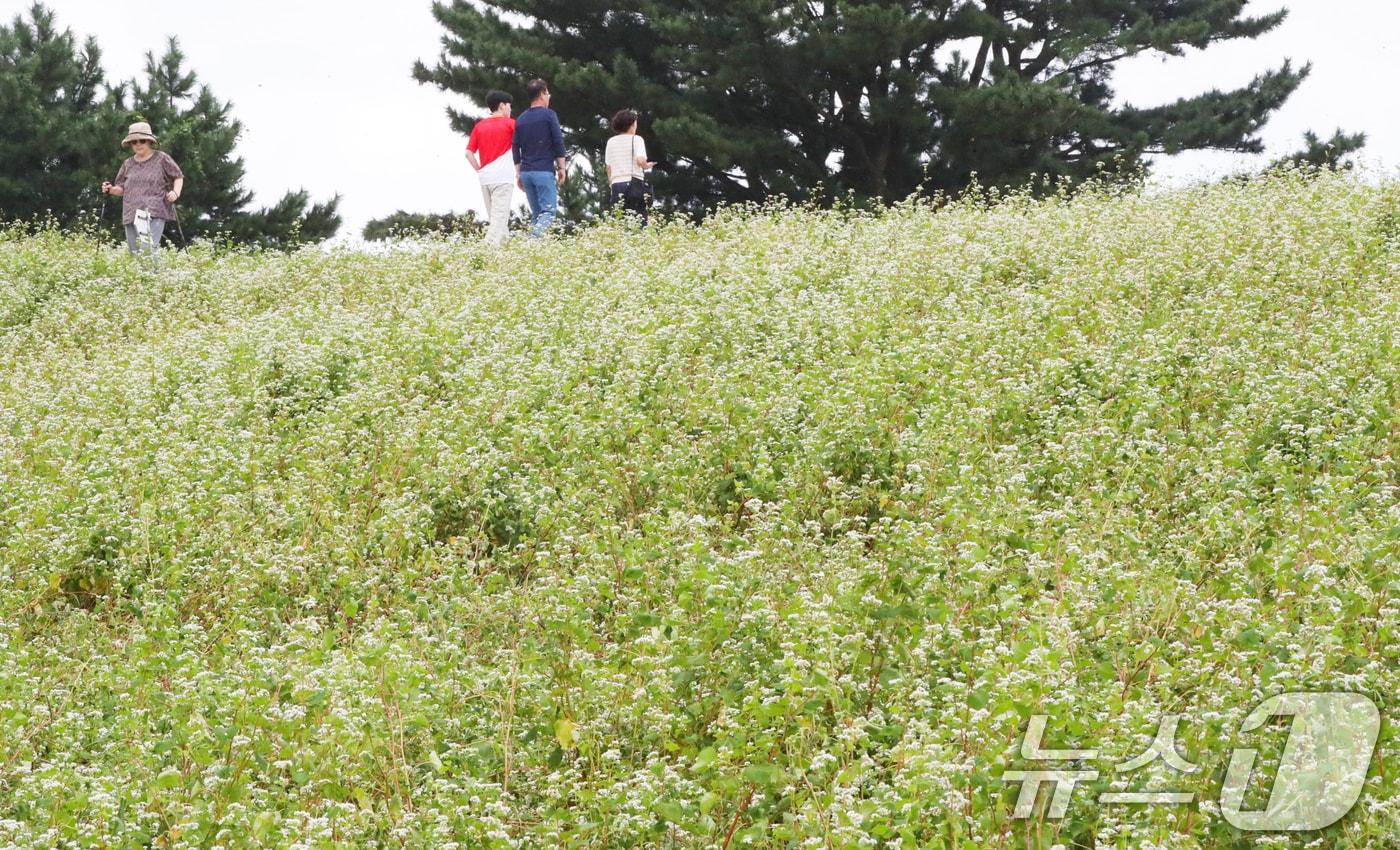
[520,171,558,238]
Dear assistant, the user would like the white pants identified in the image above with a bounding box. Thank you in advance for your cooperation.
[481,182,513,247]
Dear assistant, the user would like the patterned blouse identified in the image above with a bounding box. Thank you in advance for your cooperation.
[114,151,184,224]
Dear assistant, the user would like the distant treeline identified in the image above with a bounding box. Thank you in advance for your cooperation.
[413,0,1364,219]
[1,2,1367,247]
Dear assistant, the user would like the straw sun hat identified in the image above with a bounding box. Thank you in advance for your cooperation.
[121,122,158,147]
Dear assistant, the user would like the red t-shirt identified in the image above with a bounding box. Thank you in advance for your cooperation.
[468,116,516,168]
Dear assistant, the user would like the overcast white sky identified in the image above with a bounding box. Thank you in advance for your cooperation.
[19,0,1400,239]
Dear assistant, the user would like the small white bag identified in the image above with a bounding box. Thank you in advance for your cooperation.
[134,208,152,242]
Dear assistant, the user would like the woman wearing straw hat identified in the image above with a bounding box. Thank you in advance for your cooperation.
[101,122,185,258]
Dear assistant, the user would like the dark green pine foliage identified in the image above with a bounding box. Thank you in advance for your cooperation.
[0,4,122,225]
[926,0,1307,193]
[557,152,608,228]
[414,0,1347,213]
[362,209,485,240]
[126,39,341,247]
[1269,129,1366,171]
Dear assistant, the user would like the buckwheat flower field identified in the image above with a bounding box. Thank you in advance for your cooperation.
[1,171,1397,849]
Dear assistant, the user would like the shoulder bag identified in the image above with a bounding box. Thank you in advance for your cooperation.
[623,136,653,202]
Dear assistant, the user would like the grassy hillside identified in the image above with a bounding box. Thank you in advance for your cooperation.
[1,172,1398,849]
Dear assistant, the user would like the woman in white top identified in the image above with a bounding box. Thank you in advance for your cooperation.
[604,109,655,224]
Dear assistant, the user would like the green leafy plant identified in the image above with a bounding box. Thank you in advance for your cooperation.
[0,170,1396,849]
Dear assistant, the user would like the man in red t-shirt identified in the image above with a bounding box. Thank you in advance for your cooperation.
[467,90,516,247]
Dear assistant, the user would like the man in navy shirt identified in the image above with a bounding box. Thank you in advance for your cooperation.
[513,79,567,238]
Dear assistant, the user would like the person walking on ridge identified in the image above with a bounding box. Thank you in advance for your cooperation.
[467,90,516,247]
[101,121,184,261]
[604,109,655,226]
[512,79,566,238]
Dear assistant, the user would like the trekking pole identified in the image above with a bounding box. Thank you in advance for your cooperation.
[92,190,109,266]
[172,203,187,249]
[98,181,118,253]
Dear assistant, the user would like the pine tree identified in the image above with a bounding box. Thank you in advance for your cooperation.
[361,210,485,241]
[414,0,1355,212]
[126,39,341,247]
[1269,129,1366,172]
[556,152,608,230]
[0,4,122,225]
